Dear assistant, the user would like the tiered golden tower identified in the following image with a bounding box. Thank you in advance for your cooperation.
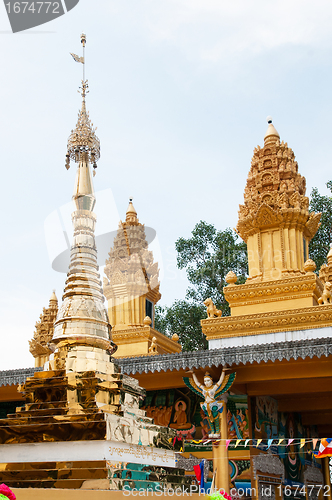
[29,291,58,367]
[227,119,321,315]
[103,199,181,357]
[104,198,160,330]
[0,36,177,490]
[202,119,328,344]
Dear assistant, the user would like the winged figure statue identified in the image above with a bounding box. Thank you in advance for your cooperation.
[183,369,236,437]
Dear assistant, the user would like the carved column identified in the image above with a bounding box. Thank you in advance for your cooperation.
[213,398,230,493]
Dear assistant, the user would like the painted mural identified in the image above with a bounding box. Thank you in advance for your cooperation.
[252,396,278,440]
[141,390,250,445]
[229,459,251,490]
[141,388,198,440]
[227,395,249,439]
[278,411,320,485]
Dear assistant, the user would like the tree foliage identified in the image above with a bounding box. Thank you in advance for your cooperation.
[175,222,248,315]
[309,181,332,272]
[155,222,248,351]
[155,301,207,351]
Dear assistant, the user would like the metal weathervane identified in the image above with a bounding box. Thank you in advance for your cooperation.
[70,32,87,98]
[66,34,100,174]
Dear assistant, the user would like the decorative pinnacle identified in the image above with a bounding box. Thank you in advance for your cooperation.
[126,197,138,224]
[264,115,279,144]
[79,80,89,100]
[66,34,100,171]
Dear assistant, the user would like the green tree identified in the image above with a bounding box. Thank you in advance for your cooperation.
[309,181,332,271]
[175,222,248,315]
[155,222,248,351]
[155,301,207,351]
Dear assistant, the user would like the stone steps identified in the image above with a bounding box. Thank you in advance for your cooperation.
[0,461,192,491]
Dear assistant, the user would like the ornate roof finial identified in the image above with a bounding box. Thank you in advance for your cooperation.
[264,116,280,144]
[126,197,139,224]
[50,290,58,304]
[66,33,100,174]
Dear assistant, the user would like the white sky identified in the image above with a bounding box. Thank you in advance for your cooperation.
[1,0,332,369]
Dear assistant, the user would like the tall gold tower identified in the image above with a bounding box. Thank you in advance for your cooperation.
[0,37,177,491]
[104,198,160,330]
[103,199,181,357]
[51,80,113,361]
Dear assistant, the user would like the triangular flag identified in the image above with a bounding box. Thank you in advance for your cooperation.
[179,447,183,452]
[287,439,294,446]
[245,439,250,447]
[278,439,283,445]
[226,439,231,450]
[235,439,241,448]
[267,439,273,449]
[300,439,305,449]
[312,439,318,450]
[193,464,201,483]
[256,439,262,447]
[70,52,84,64]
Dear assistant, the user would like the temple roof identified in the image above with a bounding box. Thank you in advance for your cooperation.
[0,367,42,387]
[1,337,331,385]
[117,337,332,374]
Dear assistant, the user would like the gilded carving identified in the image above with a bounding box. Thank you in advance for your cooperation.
[29,291,58,360]
[303,259,316,274]
[225,271,237,285]
[318,282,332,305]
[148,337,158,355]
[305,212,322,239]
[201,303,332,339]
[203,298,222,318]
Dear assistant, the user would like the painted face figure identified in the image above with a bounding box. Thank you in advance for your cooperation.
[204,376,213,388]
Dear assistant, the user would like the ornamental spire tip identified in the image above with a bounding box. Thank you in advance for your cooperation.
[66,34,100,172]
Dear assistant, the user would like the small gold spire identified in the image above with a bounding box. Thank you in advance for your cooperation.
[126,197,138,224]
[264,116,280,144]
[49,290,58,304]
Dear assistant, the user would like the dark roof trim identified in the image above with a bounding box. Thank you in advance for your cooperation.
[116,337,332,375]
[0,367,42,387]
[0,337,331,384]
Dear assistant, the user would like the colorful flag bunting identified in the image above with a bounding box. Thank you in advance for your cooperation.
[177,437,326,452]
